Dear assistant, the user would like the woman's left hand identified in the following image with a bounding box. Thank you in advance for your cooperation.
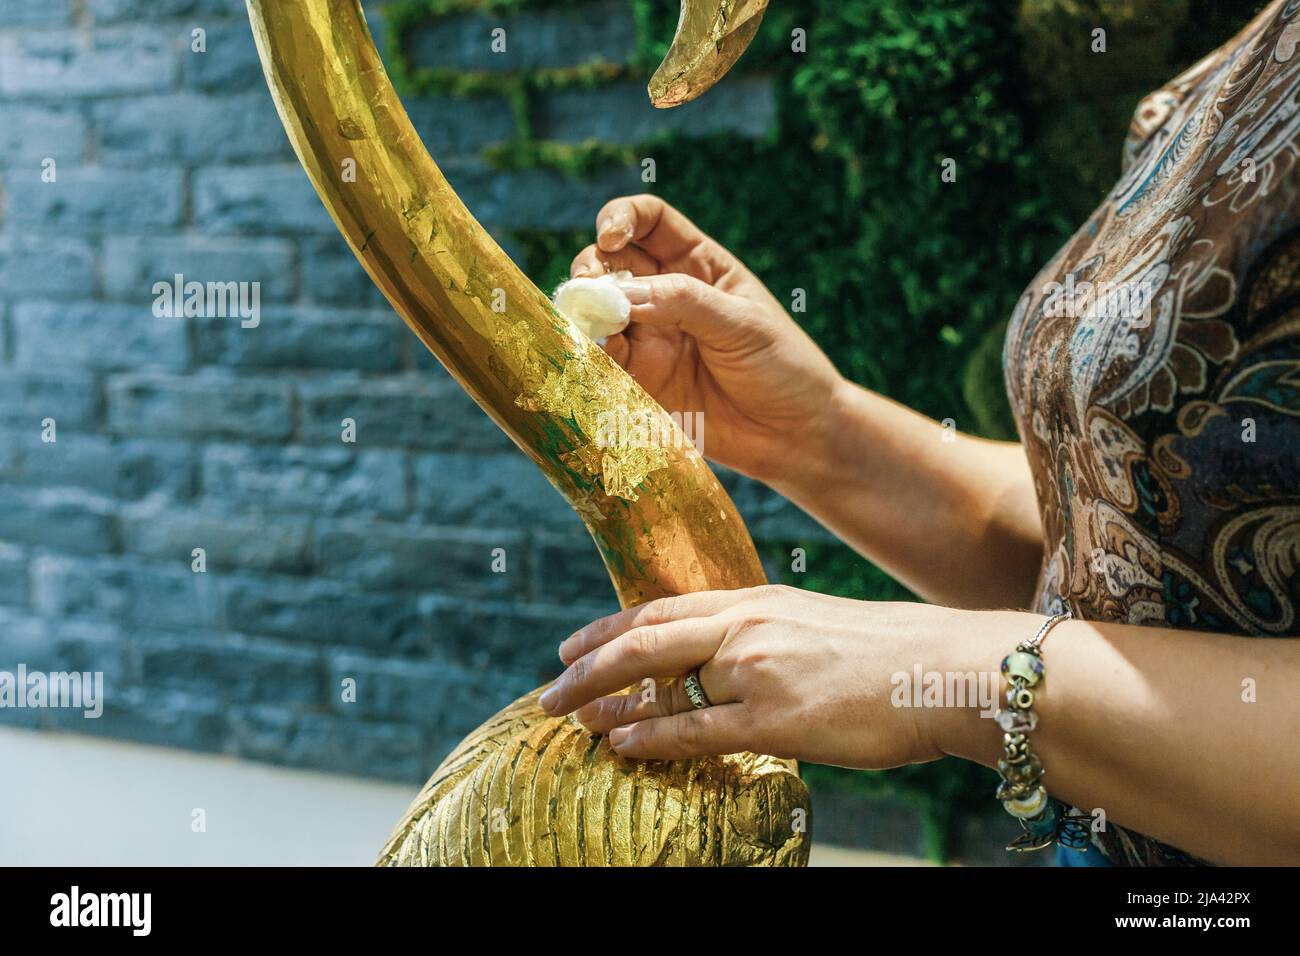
[538,584,998,768]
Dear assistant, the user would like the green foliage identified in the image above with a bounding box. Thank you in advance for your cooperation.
[482,138,642,176]
[647,1,1067,422]
[389,0,1262,859]
[509,228,590,290]
[1016,0,1261,222]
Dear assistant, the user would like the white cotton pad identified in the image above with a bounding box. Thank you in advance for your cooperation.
[552,270,633,341]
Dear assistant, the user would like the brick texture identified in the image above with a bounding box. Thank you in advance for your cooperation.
[0,0,806,786]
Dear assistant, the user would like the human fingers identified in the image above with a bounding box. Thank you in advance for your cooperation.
[558,590,749,665]
[594,195,738,282]
[540,616,728,717]
[568,241,659,279]
[606,704,750,760]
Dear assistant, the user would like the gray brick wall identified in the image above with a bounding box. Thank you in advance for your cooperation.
[0,0,814,783]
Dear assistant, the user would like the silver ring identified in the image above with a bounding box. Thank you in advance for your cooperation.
[683,670,712,709]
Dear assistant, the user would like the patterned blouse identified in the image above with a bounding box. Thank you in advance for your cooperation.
[1003,0,1300,866]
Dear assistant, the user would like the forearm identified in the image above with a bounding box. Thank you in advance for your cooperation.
[772,380,1045,609]
[934,611,1300,865]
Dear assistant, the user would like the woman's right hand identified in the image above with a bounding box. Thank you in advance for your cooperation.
[569,194,844,488]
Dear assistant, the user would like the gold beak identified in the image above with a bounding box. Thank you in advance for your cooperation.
[649,0,769,108]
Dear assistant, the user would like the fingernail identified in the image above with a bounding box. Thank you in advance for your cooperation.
[608,726,631,750]
[598,214,632,250]
[617,280,651,305]
[574,701,602,726]
[539,684,560,714]
[558,632,581,664]
[571,262,590,278]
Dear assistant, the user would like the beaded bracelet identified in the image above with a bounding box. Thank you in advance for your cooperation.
[996,610,1091,853]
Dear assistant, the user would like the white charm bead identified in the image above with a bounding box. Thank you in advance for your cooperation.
[1003,785,1048,819]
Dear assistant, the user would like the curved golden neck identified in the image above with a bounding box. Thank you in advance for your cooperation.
[246,0,765,605]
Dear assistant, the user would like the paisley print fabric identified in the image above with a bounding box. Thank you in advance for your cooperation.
[1003,0,1300,866]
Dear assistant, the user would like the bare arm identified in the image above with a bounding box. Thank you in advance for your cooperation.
[933,611,1300,865]
[772,380,1045,609]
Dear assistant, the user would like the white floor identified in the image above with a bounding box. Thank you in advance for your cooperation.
[0,726,414,866]
[0,726,919,866]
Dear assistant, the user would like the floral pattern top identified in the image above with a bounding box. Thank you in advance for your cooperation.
[1003,0,1300,866]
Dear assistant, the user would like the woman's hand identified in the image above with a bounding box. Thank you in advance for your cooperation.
[569,194,844,488]
[568,195,1045,610]
[538,584,1001,768]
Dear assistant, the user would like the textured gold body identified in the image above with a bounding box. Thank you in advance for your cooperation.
[381,693,809,866]
[649,0,769,107]
[245,0,808,866]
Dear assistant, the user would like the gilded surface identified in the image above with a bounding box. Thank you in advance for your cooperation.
[244,0,809,866]
[649,0,769,108]
[380,692,808,867]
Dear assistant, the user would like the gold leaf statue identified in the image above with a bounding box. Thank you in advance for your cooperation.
[244,0,807,866]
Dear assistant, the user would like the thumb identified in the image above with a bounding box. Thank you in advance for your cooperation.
[616,274,768,351]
